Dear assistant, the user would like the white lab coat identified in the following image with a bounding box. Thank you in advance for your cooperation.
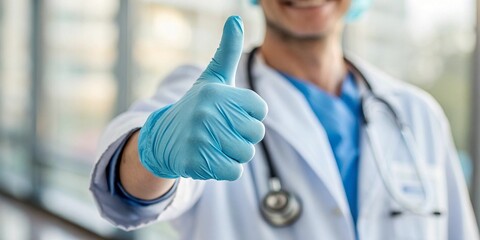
[90,51,479,240]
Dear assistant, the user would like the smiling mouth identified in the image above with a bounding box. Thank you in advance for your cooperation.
[281,0,332,8]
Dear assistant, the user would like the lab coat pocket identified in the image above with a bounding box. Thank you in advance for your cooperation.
[389,157,448,240]
[390,169,448,240]
[391,211,447,240]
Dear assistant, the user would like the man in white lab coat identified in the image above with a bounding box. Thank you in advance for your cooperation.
[91,0,479,239]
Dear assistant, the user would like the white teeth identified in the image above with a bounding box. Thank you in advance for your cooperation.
[283,0,328,7]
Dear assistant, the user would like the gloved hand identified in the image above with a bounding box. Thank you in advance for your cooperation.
[138,16,268,181]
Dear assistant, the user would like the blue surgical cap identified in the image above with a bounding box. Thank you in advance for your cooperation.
[344,0,372,22]
[249,0,372,22]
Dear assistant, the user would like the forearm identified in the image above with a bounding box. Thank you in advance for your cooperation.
[120,130,176,200]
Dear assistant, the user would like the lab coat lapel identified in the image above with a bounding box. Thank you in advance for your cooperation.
[346,53,400,224]
[357,125,383,221]
[244,53,350,213]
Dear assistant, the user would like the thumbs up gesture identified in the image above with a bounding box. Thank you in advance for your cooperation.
[138,16,268,181]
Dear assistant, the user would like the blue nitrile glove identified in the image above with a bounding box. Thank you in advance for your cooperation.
[249,0,372,22]
[138,16,268,181]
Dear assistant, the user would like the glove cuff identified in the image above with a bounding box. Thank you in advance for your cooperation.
[138,104,179,178]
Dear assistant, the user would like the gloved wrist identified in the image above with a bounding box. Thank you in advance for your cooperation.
[138,104,179,179]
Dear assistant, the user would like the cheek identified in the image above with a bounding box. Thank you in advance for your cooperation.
[261,0,282,20]
[342,0,353,16]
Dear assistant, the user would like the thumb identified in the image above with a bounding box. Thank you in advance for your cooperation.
[198,16,244,85]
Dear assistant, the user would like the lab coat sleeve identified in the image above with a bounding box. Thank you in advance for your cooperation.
[439,113,480,239]
[90,65,206,231]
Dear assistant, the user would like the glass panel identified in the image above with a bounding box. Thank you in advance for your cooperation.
[38,0,120,235]
[39,165,119,236]
[0,197,31,240]
[0,141,31,197]
[345,0,475,186]
[0,0,32,197]
[40,0,118,166]
[131,1,259,100]
[132,2,198,100]
[0,0,31,133]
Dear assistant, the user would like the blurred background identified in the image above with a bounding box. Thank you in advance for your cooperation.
[0,0,479,239]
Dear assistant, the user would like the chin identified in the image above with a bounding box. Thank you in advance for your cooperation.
[263,0,348,39]
[268,17,341,40]
[289,20,340,38]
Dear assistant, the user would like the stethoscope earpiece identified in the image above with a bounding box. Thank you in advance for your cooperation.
[260,190,302,227]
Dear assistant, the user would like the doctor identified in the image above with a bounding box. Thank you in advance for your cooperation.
[91,0,479,239]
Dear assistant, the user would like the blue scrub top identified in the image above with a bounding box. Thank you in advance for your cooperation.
[281,72,362,228]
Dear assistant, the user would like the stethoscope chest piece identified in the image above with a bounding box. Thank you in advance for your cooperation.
[260,190,302,227]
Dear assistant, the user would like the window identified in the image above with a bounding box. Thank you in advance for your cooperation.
[0,0,32,198]
[345,0,476,186]
[38,0,120,234]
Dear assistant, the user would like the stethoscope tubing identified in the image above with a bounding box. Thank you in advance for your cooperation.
[246,47,434,223]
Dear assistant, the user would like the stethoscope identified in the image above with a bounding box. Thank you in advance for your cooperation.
[246,47,438,227]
